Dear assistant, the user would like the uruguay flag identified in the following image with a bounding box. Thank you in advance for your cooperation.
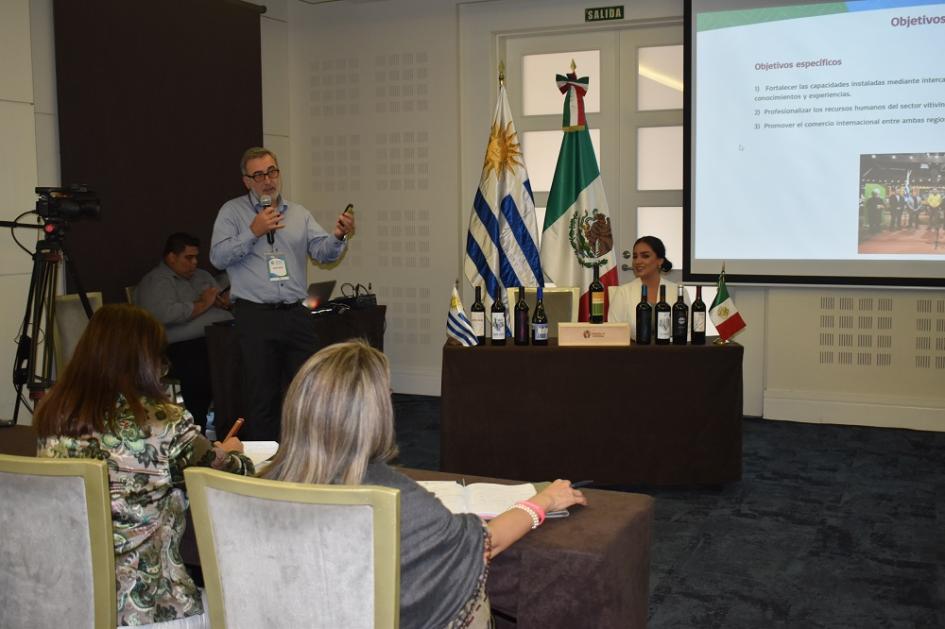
[463,79,543,318]
[446,285,478,347]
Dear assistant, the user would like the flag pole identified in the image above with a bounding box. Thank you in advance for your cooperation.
[713,261,732,345]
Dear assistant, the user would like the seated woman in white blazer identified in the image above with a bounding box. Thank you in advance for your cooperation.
[608,235,689,338]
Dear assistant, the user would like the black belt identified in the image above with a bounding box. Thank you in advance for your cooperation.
[235,299,301,311]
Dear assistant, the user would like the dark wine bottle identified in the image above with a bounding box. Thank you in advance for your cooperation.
[655,284,671,345]
[490,291,506,346]
[635,284,652,345]
[691,285,707,345]
[470,286,486,346]
[532,287,548,345]
[514,286,530,345]
[672,285,688,345]
[589,263,605,324]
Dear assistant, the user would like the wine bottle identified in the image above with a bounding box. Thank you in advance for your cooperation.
[589,263,605,324]
[514,286,530,345]
[672,285,688,345]
[470,286,486,345]
[490,291,506,346]
[655,284,671,345]
[691,285,707,345]
[635,284,652,345]
[532,287,549,345]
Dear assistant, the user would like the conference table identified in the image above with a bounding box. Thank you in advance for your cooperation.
[0,429,653,628]
[205,304,386,438]
[441,339,744,486]
[404,469,653,628]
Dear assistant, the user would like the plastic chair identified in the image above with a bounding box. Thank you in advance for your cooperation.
[0,454,115,629]
[184,468,400,629]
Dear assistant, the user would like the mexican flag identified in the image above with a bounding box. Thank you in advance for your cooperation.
[709,269,746,340]
[540,70,617,321]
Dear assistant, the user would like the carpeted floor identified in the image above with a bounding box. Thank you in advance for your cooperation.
[392,394,945,628]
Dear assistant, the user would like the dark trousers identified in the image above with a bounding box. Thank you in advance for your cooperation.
[166,337,213,433]
[233,301,319,441]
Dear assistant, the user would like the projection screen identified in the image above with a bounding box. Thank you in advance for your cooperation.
[685,0,945,286]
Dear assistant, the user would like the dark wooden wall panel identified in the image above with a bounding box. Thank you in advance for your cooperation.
[54,0,264,302]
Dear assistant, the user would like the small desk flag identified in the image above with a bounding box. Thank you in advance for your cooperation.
[709,267,746,341]
[447,286,478,347]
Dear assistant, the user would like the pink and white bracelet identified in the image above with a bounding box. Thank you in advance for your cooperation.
[509,500,547,529]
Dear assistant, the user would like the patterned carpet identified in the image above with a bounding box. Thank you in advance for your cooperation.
[392,394,945,628]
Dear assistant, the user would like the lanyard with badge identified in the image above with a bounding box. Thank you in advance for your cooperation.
[252,192,289,282]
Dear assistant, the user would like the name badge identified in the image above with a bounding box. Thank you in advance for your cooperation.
[266,253,289,282]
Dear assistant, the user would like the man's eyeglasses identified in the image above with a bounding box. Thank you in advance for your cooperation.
[243,167,280,183]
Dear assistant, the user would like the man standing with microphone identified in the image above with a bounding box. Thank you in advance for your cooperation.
[210,147,355,440]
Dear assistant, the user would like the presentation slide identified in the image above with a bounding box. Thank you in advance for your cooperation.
[688,0,945,285]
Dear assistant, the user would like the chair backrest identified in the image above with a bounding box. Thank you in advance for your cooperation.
[0,454,115,629]
[54,292,104,372]
[505,286,579,337]
[185,468,400,629]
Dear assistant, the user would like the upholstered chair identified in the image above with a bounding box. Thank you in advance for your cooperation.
[0,454,115,629]
[184,468,400,629]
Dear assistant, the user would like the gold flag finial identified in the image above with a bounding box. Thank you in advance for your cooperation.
[570,58,577,72]
[498,61,505,85]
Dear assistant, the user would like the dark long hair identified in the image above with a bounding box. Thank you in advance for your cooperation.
[34,304,170,438]
[634,235,673,273]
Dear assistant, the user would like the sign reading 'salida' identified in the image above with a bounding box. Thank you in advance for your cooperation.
[585,5,624,22]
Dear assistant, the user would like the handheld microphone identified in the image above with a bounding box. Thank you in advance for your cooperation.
[260,194,274,244]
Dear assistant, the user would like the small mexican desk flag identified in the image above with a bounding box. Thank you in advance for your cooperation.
[709,267,746,341]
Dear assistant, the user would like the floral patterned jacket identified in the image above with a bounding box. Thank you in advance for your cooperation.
[37,398,254,625]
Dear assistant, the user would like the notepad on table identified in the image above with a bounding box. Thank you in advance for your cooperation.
[241,441,279,467]
[417,481,537,519]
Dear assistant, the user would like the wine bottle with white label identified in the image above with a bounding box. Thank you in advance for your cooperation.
[490,291,506,346]
[691,285,707,345]
[470,286,485,345]
[532,287,549,345]
[672,285,688,345]
[655,285,671,345]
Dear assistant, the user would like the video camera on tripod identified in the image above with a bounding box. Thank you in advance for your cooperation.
[0,185,101,427]
[34,185,100,236]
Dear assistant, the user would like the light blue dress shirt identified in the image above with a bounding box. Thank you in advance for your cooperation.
[209,192,345,304]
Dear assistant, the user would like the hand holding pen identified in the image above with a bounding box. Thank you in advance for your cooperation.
[214,417,245,453]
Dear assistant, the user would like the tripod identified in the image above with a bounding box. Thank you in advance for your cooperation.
[1,220,93,427]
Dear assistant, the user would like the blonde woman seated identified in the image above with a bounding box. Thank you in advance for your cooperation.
[609,235,689,337]
[263,341,588,628]
[35,304,253,628]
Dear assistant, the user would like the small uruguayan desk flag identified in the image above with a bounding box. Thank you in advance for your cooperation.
[446,285,478,347]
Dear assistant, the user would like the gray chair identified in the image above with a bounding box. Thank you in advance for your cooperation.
[184,468,401,629]
[54,291,103,373]
[0,454,115,629]
[505,286,579,337]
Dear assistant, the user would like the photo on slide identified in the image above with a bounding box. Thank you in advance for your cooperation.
[858,152,945,254]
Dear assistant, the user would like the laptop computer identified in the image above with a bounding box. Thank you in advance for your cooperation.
[306,280,337,308]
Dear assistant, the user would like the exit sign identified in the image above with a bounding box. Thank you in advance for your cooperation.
[585,6,624,22]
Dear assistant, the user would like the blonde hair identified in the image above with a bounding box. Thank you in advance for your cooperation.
[263,341,398,485]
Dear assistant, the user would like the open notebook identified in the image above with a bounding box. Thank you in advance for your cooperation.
[416,481,537,519]
[241,441,279,467]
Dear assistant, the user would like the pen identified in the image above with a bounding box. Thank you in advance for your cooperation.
[224,417,244,442]
[570,480,594,489]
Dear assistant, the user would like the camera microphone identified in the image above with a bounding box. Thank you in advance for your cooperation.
[260,195,274,245]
